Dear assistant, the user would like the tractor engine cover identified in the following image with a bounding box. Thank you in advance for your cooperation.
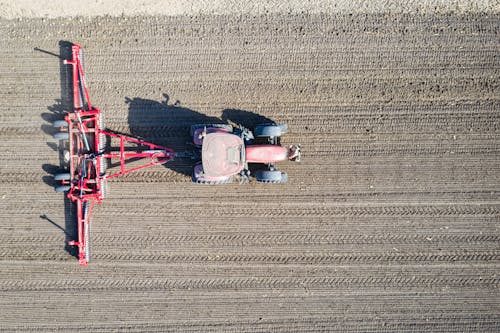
[245,145,288,163]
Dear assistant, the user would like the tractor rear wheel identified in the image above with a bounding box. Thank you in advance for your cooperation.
[255,170,288,183]
[190,124,233,136]
[193,177,233,185]
[254,124,288,138]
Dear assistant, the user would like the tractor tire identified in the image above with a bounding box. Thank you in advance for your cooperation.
[55,185,71,192]
[255,170,288,183]
[192,167,233,184]
[54,173,71,181]
[194,177,233,185]
[52,120,68,128]
[254,124,288,138]
[53,132,69,141]
[190,124,232,136]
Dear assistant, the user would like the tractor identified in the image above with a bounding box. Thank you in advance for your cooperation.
[190,123,300,184]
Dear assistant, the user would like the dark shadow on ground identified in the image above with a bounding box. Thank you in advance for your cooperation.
[221,109,274,129]
[37,40,78,259]
[126,94,222,176]
[126,95,279,177]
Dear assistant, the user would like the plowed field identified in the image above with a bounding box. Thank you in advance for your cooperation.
[0,11,499,332]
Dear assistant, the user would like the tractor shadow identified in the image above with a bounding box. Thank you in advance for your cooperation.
[221,108,274,129]
[38,40,78,259]
[126,95,276,177]
[126,95,221,176]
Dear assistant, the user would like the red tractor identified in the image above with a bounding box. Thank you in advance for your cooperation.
[51,44,301,265]
[190,124,300,184]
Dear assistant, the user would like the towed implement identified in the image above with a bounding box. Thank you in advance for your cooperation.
[52,44,300,265]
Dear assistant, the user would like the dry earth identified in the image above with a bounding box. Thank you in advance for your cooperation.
[0,7,499,333]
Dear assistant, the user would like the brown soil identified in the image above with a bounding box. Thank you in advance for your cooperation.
[0,12,498,332]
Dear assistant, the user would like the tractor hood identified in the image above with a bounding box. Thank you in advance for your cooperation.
[245,145,288,163]
[202,132,244,177]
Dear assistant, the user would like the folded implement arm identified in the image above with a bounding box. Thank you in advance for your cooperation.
[57,44,175,265]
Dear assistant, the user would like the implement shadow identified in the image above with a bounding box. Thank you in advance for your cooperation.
[37,40,78,259]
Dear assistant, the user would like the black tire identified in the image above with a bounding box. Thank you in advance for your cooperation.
[190,124,232,136]
[54,173,71,181]
[192,172,233,185]
[52,120,68,128]
[55,185,71,192]
[255,170,288,183]
[193,178,233,185]
[53,132,69,141]
[254,124,288,138]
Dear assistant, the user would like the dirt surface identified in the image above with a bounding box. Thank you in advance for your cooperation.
[0,11,499,332]
[1,0,498,18]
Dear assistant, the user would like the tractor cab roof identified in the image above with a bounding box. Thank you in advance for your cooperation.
[202,132,244,177]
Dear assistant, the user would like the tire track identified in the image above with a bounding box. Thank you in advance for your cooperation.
[4,109,499,138]
[1,249,498,265]
[0,274,497,292]
[1,233,498,247]
[1,202,498,217]
[99,204,500,217]
[2,313,499,333]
